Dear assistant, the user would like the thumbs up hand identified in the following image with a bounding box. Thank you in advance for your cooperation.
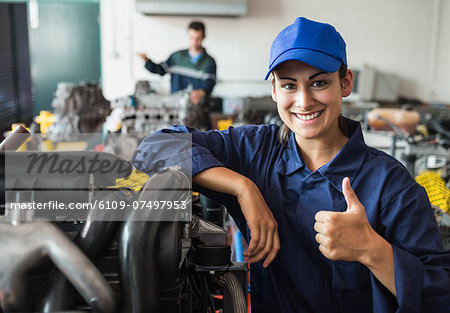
[314,177,376,263]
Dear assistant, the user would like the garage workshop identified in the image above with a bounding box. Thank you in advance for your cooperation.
[0,0,450,312]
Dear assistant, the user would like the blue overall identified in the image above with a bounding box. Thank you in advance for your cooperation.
[134,118,450,313]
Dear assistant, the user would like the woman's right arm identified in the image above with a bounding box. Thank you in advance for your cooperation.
[194,166,280,267]
[133,125,281,267]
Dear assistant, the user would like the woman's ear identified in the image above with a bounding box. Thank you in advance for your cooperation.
[341,69,354,98]
[272,86,278,102]
[271,76,278,102]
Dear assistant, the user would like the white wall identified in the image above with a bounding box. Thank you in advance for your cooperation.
[101,0,450,104]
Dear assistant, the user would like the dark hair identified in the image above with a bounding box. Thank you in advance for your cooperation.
[337,63,347,80]
[188,21,206,36]
[277,63,349,145]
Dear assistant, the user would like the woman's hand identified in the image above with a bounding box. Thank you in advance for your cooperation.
[314,177,376,262]
[236,179,280,268]
[314,177,396,296]
[193,167,280,268]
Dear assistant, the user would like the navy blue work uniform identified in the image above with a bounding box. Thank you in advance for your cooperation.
[133,118,450,313]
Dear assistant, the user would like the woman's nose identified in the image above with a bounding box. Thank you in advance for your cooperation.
[294,89,314,111]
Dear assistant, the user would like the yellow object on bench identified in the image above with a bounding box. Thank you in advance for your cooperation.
[416,171,450,213]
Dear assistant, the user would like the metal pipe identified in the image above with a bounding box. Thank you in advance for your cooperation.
[41,218,120,312]
[0,125,30,151]
[0,221,117,313]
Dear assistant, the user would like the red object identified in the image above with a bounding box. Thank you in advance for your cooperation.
[94,144,105,152]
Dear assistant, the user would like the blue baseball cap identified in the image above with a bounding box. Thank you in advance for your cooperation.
[265,17,347,80]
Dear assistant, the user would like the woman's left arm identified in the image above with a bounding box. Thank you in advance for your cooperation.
[314,177,396,295]
[315,177,450,311]
[376,182,450,312]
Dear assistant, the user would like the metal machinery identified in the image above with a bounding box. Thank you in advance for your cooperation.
[0,130,248,312]
[106,81,211,135]
[342,103,450,249]
[107,91,190,135]
[45,82,111,141]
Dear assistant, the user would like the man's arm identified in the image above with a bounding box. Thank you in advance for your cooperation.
[190,89,206,105]
[137,52,168,76]
[191,57,216,103]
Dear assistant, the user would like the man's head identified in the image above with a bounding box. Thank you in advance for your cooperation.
[188,21,206,51]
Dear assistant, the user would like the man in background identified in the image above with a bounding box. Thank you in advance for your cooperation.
[138,21,216,129]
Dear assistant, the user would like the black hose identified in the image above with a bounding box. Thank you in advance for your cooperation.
[41,191,124,312]
[119,219,161,313]
[430,119,450,139]
[118,169,190,313]
[375,114,411,143]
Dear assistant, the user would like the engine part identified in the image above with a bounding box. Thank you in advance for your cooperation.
[0,125,30,151]
[189,215,227,247]
[199,194,225,227]
[1,150,247,312]
[119,168,190,313]
[0,221,117,313]
[40,216,121,311]
[195,244,231,266]
[218,272,247,313]
[47,82,111,140]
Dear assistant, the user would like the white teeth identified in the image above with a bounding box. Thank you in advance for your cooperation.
[295,111,321,121]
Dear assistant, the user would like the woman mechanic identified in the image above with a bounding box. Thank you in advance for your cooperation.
[133,17,450,312]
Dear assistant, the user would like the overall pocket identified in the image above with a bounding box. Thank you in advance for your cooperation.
[331,261,373,313]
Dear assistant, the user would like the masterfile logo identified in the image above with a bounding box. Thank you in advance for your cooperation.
[24,152,132,175]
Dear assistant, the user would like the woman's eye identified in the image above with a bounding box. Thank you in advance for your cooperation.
[282,83,296,90]
[312,80,327,88]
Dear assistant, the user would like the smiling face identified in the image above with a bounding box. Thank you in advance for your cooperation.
[272,60,353,144]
